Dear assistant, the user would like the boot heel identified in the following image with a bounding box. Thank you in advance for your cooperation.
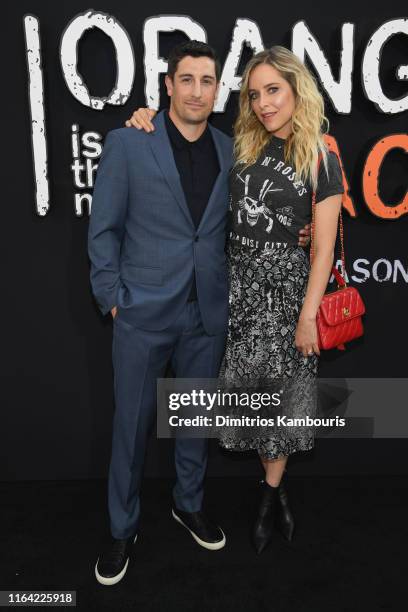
[252,480,279,554]
[276,478,295,542]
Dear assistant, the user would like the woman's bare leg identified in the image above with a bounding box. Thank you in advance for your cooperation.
[260,455,288,486]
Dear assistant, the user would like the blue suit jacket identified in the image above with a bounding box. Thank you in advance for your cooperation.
[87,110,233,335]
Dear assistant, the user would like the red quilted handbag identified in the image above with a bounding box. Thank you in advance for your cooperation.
[311,153,365,351]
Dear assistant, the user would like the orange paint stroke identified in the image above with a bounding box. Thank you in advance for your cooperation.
[363,134,408,220]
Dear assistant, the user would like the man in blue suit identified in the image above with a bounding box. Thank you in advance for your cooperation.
[89,41,231,586]
[89,40,310,585]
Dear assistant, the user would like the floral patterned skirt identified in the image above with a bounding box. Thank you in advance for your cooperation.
[217,242,318,460]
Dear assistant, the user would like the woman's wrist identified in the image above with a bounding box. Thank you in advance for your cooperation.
[299,311,317,323]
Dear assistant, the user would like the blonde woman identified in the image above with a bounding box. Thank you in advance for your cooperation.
[216,46,343,553]
[126,46,343,554]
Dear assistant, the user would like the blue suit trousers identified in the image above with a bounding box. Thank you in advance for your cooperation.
[108,300,227,539]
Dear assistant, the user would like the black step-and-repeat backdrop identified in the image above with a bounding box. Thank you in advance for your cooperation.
[2,2,407,480]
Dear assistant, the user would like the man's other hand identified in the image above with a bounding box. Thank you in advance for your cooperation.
[298,223,311,248]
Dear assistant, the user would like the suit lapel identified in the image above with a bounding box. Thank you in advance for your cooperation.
[148,111,194,228]
[196,123,229,232]
[149,111,229,231]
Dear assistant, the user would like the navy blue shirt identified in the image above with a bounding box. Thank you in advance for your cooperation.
[165,110,220,300]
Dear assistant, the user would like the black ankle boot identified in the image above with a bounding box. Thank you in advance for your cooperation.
[276,477,295,542]
[252,480,279,554]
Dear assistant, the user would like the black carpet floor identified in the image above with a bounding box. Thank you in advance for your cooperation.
[1,476,406,612]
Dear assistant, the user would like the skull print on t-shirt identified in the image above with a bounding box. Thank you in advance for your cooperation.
[228,135,344,251]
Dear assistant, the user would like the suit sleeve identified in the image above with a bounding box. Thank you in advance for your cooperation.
[87,131,128,316]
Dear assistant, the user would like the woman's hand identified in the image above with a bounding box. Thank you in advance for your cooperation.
[295,315,320,357]
[125,108,157,132]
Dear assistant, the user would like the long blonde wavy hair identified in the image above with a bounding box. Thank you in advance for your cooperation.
[234,46,330,190]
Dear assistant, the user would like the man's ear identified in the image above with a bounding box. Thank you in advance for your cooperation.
[165,74,173,97]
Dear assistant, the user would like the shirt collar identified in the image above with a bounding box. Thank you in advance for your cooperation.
[164,109,211,151]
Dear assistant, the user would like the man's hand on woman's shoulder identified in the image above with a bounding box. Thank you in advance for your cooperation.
[125,108,157,132]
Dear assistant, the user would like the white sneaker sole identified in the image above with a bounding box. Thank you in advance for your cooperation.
[171,509,226,550]
[95,533,138,586]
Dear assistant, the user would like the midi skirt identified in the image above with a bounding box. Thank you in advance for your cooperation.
[217,242,318,460]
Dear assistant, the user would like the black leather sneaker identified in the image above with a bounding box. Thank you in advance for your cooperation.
[95,533,137,586]
[172,508,226,550]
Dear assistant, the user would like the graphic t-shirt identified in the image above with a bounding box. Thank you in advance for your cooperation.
[228,135,344,251]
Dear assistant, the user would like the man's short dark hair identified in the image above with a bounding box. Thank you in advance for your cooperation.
[167,40,221,82]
